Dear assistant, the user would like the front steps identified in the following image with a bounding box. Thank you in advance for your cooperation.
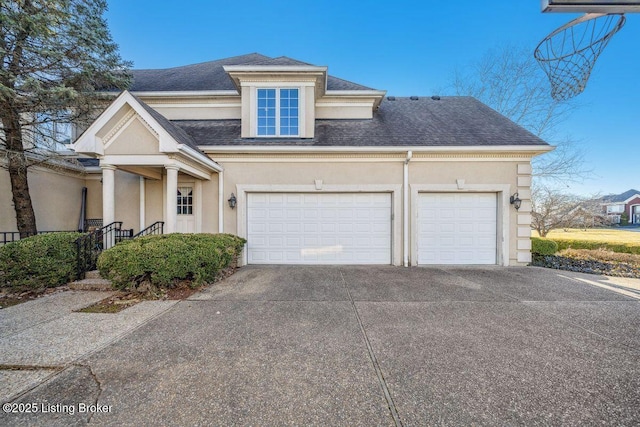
[69,270,112,291]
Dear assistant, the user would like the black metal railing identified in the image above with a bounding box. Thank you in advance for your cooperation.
[3,221,164,279]
[0,230,72,246]
[75,221,123,280]
[132,221,164,238]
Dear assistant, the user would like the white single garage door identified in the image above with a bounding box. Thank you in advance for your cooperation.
[247,193,391,264]
[417,193,497,265]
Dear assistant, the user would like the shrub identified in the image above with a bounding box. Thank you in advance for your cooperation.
[97,233,246,291]
[554,239,640,255]
[531,237,558,255]
[0,232,84,289]
[560,248,640,266]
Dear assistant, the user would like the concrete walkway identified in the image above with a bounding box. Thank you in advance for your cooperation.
[0,291,177,403]
[1,266,639,426]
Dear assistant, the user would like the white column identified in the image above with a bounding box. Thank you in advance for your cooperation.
[139,176,145,232]
[165,165,179,233]
[101,164,116,248]
[102,164,116,226]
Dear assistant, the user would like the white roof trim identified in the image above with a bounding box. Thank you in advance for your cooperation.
[199,145,554,154]
[177,144,223,173]
[325,90,386,97]
[130,90,239,97]
[603,194,640,205]
[72,90,222,174]
[223,65,328,73]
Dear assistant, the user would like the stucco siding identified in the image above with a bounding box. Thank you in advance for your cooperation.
[114,170,141,233]
[214,155,531,266]
[145,178,164,227]
[0,167,85,232]
[106,118,158,156]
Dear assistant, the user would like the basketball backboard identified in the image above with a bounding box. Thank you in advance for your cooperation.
[542,1,640,13]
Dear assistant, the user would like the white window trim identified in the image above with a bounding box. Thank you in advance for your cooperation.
[250,86,305,138]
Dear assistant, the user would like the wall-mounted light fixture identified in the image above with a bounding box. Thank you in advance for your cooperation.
[228,193,237,209]
[510,193,522,210]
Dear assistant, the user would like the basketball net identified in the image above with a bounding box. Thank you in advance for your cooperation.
[534,13,626,100]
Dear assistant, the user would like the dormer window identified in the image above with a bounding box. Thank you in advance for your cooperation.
[257,88,299,137]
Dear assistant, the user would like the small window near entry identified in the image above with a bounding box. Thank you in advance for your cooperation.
[177,187,193,215]
[257,88,299,137]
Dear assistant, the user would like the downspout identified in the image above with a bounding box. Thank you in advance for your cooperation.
[403,151,412,267]
[218,171,224,233]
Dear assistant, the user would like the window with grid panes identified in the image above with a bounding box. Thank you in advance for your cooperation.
[177,187,193,215]
[257,88,299,136]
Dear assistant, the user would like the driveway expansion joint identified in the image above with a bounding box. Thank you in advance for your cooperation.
[339,270,403,427]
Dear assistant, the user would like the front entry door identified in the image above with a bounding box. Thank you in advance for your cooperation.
[176,186,195,233]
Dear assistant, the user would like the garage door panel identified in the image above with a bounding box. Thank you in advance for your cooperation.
[418,192,497,265]
[248,193,391,265]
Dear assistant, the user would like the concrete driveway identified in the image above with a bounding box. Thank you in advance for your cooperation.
[2,266,640,426]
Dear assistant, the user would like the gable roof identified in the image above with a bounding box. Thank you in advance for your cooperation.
[131,95,201,152]
[129,53,373,92]
[601,189,640,204]
[174,96,549,148]
[73,91,221,173]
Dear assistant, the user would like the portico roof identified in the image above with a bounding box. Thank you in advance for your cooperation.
[72,91,222,180]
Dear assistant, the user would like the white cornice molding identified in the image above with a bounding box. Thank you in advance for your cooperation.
[223,65,328,73]
[325,90,387,97]
[176,144,223,173]
[224,65,329,96]
[200,145,554,156]
[131,90,239,97]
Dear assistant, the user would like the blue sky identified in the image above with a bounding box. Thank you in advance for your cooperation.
[104,1,639,197]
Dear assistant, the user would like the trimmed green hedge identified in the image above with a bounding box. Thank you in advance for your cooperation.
[554,239,640,255]
[0,232,84,289]
[531,237,558,255]
[97,233,246,290]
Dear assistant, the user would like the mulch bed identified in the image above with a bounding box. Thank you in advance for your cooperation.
[2,262,240,312]
[76,262,240,313]
[0,287,70,309]
[532,254,640,278]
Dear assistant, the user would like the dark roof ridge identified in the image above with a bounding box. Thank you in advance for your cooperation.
[131,94,202,153]
[132,53,272,72]
[271,55,313,66]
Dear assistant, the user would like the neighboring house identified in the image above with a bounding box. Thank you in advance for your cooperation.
[1,53,552,265]
[599,189,640,225]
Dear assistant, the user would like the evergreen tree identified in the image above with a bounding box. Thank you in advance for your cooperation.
[1,0,130,236]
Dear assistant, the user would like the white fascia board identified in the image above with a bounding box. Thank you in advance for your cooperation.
[223,65,328,73]
[325,90,387,97]
[199,145,555,155]
[177,144,223,172]
[622,194,640,204]
[101,155,169,166]
[73,90,174,156]
[323,90,387,109]
[73,91,137,154]
[130,90,239,98]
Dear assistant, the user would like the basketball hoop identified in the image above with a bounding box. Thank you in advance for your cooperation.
[534,13,626,100]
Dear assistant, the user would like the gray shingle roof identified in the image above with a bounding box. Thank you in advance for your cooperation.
[129,53,373,92]
[173,97,548,147]
[132,95,202,152]
[601,189,640,203]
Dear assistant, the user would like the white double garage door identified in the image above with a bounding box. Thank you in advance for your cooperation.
[247,192,497,265]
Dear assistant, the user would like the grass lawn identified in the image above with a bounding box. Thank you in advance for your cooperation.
[533,228,640,245]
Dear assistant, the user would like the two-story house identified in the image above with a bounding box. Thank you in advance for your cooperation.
[2,53,553,266]
[600,189,640,224]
